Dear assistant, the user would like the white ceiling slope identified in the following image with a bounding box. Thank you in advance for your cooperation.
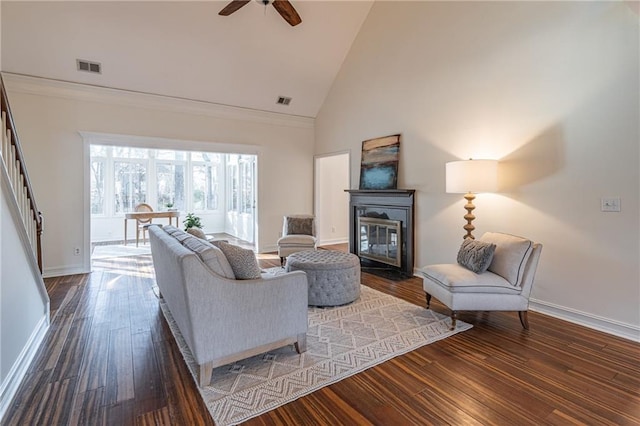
[1,1,373,118]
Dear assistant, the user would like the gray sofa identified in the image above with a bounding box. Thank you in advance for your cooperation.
[149,225,308,386]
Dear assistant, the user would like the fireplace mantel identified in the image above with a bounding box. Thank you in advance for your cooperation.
[345,189,415,276]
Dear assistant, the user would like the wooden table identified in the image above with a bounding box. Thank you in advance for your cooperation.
[124,211,180,246]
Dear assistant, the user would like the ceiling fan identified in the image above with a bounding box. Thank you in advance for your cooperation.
[219,0,302,27]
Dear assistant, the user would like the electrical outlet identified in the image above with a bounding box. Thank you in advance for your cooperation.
[601,197,621,212]
[74,247,81,256]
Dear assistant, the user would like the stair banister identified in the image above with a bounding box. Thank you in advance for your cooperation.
[0,74,43,272]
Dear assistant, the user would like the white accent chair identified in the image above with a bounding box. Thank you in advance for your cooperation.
[277,214,317,266]
[420,232,542,330]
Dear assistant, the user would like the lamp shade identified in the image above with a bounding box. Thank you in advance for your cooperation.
[446,159,498,194]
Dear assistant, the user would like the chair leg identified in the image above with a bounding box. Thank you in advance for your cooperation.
[425,293,432,309]
[518,311,530,330]
[449,311,457,331]
[280,257,285,267]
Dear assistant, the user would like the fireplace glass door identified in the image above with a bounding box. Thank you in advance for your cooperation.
[358,217,402,267]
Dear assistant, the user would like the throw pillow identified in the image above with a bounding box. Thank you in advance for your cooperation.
[457,238,496,274]
[186,227,207,240]
[286,217,314,236]
[212,241,262,280]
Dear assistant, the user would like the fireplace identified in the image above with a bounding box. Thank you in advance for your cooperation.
[345,189,415,276]
[358,216,401,267]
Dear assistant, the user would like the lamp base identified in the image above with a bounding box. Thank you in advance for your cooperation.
[463,192,476,239]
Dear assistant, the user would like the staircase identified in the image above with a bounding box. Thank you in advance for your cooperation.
[0,74,49,420]
[0,75,43,270]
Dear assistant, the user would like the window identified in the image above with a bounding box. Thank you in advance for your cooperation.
[226,154,255,214]
[227,163,238,211]
[90,159,106,215]
[157,163,185,210]
[114,161,147,213]
[239,157,254,214]
[89,145,107,215]
[90,145,228,217]
[193,153,221,211]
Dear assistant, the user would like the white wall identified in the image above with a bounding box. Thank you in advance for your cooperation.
[0,188,47,379]
[315,152,349,245]
[4,74,315,276]
[316,2,639,338]
[0,166,49,418]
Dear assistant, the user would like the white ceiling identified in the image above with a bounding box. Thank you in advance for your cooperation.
[1,1,374,118]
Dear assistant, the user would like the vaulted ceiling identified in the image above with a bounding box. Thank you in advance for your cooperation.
[2,1,374,118]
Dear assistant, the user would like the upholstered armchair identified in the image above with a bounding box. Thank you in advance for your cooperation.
[420,232,542,330]
[277,214,317,266]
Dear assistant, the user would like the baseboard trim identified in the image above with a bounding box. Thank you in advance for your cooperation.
[318,238,349,246]
[0,314,50,421]
[43,265,90,278]
[529,299,640,342]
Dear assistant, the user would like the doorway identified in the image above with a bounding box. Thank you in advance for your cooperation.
[88,144,257,260]
[314,152,350,246]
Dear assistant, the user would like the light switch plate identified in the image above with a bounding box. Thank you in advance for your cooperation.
[601,197,621,212]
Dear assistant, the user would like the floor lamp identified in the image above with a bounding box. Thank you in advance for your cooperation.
[446,159,498,239]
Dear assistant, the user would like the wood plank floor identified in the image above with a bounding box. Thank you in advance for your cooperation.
[4,247,639,425]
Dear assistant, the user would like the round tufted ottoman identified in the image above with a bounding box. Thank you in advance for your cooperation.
[285,250,361,306]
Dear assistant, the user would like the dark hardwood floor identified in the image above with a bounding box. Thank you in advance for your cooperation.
[4,246,639,425]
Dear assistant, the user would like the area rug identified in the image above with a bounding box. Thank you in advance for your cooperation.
[159,285,472,426]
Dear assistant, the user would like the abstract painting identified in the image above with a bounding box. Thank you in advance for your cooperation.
[359,134,401,190]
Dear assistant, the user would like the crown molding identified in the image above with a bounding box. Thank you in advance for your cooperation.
[1,73,315,129]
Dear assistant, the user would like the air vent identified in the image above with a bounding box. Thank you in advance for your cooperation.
[77,59,101,74]
[276,96,292,106]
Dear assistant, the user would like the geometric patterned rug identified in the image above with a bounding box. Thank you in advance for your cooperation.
[159,285,472,426]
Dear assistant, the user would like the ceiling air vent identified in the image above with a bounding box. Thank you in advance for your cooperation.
[276,96,292,106]
[77,59,101,74]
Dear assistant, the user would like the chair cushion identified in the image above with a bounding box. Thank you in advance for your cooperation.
[457,238,496,273]
[181,235,235,279]
[285,216,314,236]
[212,241,262,280]
[421,264,520,294]
[277,234,317,246]
[479,232,533,287]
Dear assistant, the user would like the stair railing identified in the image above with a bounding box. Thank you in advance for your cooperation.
[0,75,43,272]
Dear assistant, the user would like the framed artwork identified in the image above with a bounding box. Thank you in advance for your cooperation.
[359,134,401,190]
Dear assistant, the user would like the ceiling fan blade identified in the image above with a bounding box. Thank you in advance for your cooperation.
[272,0,302,26]
[219,0,251,16]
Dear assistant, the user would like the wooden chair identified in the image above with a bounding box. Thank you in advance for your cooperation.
[134,203,154,247]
